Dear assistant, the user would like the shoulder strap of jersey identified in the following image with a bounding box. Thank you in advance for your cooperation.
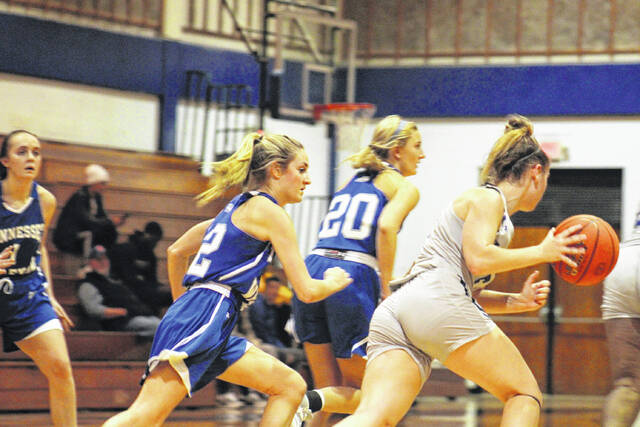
[31,181,39,199]
[381,161,401,174]
[248,190,278,205]
[483,184,508,214]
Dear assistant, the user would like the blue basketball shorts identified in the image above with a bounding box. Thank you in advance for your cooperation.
[0,273,60,352]
[293,253,381,358]
[144,287,251,395]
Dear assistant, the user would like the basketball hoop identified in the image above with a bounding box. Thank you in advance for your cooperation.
[313,103,376,151]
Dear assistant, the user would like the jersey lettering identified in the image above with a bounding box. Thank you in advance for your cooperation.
[318,194,350,239]
[186,223,227,278]
[0,277,14,295]
[318,193,380,241]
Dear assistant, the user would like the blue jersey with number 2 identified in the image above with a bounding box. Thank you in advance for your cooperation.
[182,191,275,301]
[314,170,387,256]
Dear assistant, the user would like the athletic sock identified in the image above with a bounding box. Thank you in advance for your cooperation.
[306,389,324,413]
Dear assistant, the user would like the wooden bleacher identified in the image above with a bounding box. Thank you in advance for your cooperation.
[0,139,227,411]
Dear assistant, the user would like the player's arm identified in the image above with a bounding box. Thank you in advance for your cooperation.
[253,200,352,303]
[474,271,550,313]
[38,186,56,292]
[376,178,419,298]
[38,186,74,329]
[0,246,15,275]
[167,219,213,300]
[461,188,580,276]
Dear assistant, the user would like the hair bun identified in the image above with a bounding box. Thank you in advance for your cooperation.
[504,114,533,136]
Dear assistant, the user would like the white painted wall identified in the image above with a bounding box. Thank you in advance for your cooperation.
[0,73,159,151]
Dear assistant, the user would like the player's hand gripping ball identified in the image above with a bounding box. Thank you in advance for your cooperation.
[552,214,620,286]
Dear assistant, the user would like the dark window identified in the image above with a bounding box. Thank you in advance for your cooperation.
[511,168,622,227]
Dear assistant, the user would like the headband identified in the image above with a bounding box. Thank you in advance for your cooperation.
[389,120,408,141]
[509,147,542,170]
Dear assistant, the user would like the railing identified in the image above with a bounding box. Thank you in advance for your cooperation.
[347,0,640,61]
[0,0,163,30]
[4,1,635,61]
[285,195,329,257]
[176,70,260,175]
[183,0,334,57]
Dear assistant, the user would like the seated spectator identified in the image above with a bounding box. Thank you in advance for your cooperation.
[250,275,293,348]
[109,221,172,315]
[76,245,160,338]
[53,164,127,259]
[249,273,306,373]
[259,269,294,306]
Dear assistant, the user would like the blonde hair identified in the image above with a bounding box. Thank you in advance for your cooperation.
[346,115,418,172]
[480,114,549,185]
[196,132,304,205]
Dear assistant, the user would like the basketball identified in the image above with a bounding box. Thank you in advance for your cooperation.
[552,215,620,286]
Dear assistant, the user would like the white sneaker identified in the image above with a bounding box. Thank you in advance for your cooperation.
[216,391,244,408]
[291,394,312,427]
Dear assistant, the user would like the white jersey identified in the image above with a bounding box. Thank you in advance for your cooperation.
[408,184,514,294]
[601,237,640,320]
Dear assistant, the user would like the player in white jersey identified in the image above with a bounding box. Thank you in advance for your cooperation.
[336,115,586,427]
[104,132,352,427]
[0,130,76,426]
[601,207,640,426]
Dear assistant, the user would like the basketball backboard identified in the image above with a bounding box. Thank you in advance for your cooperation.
[267,1,358,122]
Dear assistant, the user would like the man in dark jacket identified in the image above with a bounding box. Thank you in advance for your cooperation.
[53,164,126,257]
[109,221,172,315]
[76,245,160,337]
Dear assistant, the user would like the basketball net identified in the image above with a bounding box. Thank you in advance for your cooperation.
[314,103,376,152]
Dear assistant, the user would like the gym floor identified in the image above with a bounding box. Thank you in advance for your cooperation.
[0,394,610,426]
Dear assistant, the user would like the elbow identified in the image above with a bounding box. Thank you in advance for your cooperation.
[377,225,398,246]
[295,282,324,303]
[378,224,398,238]
[166,243,184,261]
[296,290,316,304]
[465,256,492,277]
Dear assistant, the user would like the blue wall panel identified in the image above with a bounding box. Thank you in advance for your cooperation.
[356,65,640,117]
[0,13,163,93]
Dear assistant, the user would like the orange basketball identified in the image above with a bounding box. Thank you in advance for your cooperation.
[552,214,620,286]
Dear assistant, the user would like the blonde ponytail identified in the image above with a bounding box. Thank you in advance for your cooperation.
[196,132,259,205]
[196,132,305,206]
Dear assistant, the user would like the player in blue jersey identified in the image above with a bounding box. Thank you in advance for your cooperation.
[291,115,424,426]
[0,130,77,426]
[103,132,352,427]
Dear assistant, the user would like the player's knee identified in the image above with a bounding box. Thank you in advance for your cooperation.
[285,370,308,399]
[603,385,640,427]
[356,411,397,427]
[616,376,640,394]
[41,356,73,382]
[352,402,402,427]
[266,366,307,400]
[508,389,543,410]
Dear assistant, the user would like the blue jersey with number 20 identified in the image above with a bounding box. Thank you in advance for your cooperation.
[182,191,275,302]
[314,170,387,256]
